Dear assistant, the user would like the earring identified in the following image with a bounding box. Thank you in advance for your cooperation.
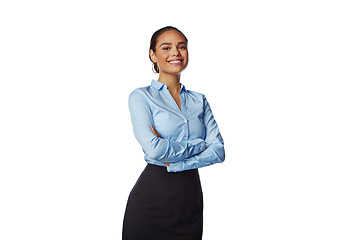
[152,62,158,74]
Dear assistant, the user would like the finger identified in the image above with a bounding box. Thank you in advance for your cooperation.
[150,126,158,135]
[150,126,162,138]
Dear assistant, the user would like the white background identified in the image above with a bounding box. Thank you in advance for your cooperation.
[1,0,359,239]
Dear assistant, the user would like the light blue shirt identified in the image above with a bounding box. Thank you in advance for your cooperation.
[128,80,225,172]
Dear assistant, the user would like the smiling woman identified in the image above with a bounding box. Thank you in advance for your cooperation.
[149,26,188,75]
[122,26,225,240]
[150,30,188,81]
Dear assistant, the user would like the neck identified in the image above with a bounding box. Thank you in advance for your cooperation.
[158,72,181,93]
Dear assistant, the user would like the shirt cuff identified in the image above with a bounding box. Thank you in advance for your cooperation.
[167,161,184,172]
[187,138,206,156]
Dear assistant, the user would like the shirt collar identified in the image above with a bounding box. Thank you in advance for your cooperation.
[151,80,187,92]
[151,80,165,90]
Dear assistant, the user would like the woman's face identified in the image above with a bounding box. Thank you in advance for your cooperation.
[150,30,188,75]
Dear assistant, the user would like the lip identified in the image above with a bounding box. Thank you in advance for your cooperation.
[167,59,183,66]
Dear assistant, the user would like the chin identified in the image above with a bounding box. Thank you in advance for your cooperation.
[162,67,186,75]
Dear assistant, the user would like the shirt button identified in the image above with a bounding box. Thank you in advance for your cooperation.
[184,137,188,140]
[183,119,188,123]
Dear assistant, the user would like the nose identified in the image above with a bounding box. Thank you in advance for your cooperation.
[172,48,180,56]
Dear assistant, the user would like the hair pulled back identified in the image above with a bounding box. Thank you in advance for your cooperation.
[149,26,188,73]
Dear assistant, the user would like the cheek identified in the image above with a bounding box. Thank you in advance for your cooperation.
[182,52,189,63]
[157,52,169,62]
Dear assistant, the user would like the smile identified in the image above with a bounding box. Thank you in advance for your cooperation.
[168,59,183,65]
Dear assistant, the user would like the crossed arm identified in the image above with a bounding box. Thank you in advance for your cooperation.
[150,126,170,166]
[129,91,225,172]
[129,91,207,164]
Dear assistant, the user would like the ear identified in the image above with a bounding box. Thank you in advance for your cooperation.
[149,49,157,63]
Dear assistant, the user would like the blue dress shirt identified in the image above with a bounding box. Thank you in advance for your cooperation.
[128,80,225,172]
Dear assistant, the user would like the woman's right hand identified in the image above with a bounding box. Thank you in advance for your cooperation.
[150,126,170,167]
[150,126,162,138]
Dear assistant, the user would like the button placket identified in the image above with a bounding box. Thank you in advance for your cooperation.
[183,117,189,142]
[181,92,190,143]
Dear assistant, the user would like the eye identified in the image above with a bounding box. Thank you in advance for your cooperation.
[162,47,170,50]
[179,46,187,50]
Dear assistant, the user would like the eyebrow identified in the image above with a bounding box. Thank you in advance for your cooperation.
[159,41,187,47]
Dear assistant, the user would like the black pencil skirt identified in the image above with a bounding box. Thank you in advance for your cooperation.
[122,163,203,240]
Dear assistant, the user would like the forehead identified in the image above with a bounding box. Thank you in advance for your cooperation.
[156,30,187,46]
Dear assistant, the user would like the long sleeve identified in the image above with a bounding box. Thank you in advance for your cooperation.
[167,97,225,172]
[129,90,206,163]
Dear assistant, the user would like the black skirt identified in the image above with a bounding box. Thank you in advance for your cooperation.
[122,163,203,240]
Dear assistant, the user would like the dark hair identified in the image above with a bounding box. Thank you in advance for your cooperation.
[149,26,188,73]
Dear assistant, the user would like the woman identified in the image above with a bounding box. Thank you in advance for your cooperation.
[122,26,225,240]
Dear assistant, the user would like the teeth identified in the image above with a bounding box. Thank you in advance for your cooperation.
[169,60,181,63]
